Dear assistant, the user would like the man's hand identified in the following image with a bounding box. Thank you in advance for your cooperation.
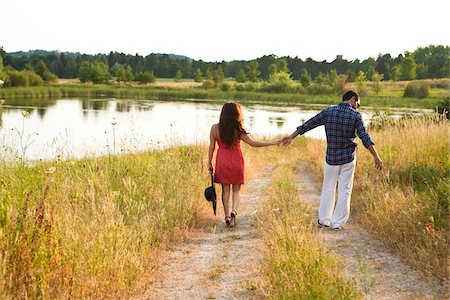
[374,157,383,170]
[281,136,292,146]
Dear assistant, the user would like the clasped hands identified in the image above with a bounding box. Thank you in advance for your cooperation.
[273,136,293,146]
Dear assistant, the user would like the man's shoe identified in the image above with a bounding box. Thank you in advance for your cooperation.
[333,226,343,231]
[317,220,329,228]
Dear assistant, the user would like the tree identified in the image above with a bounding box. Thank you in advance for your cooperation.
[355,71,367,95]
[316,72,326,84]
[247,60,260,82]
[400,55,416,80]
[194,68,203,82]
[78,61,93,83]
[236,69,247,83]
[114,64,134,82]
[277,58,289,73]
[375,54,391,80]
[371,72,384,95]
[93,62,111,83]
[326,69,339,86]
[213,66,224,84]
[415,63,428,79]
[79,61,111,83]
[175,70,182,81]
[268,63,277,78]
[300,69,312,87]
[205,66,214,80]
[390,65,400,82]
[413,45,449,78]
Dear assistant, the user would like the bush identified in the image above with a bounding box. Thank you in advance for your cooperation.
[304,83,335,95]
[4,69,44,87]
[202,79,216,89]
[403,82,430,98]
[262,71,300,93]
[220,82,234,92]
[234,82,261,92]
[135,71,155,84]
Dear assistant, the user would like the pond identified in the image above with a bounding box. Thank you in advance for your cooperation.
[0,98,431,161]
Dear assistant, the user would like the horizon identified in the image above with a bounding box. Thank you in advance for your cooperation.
[3,43,445,64]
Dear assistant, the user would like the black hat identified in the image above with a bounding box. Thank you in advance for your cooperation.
[204,174,217,215]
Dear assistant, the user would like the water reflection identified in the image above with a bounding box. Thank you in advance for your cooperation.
[0,98,432,161]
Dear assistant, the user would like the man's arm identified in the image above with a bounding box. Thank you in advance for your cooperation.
[282,110,325,145]
[354,114,382,170]
[368,144,383,170]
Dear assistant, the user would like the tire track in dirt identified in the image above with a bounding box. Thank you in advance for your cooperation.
[133,166,273,300]
[296,164,443,299]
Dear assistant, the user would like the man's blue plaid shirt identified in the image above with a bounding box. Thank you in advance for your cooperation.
[297,102,374,165]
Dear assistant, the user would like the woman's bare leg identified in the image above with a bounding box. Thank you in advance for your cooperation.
[231,184,241,213]
[221,184,231,219]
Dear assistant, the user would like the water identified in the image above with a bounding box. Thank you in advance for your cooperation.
[0,98,431,161]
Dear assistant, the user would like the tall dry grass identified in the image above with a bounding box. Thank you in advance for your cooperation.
[300,114,449,284]
[256,162,361,299]
[0,145,208,298]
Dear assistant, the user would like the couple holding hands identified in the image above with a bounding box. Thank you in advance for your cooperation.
[208,91,382,229]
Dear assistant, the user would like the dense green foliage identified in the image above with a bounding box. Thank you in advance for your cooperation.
[1,45,447,83]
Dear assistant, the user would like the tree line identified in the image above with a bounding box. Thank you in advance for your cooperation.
[0,45,448,86]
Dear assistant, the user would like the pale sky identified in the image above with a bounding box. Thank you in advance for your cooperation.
[1,0,449,62]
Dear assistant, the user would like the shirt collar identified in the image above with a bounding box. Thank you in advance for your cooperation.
[338,102,356,111]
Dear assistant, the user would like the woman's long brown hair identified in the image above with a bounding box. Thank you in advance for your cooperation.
[218,102,247,147]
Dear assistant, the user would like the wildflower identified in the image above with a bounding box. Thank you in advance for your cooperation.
[22,111,30,118]
[0,99,5,105]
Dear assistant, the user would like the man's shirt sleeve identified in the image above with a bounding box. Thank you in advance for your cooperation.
[355,114,374,148]
[297,110,326,135]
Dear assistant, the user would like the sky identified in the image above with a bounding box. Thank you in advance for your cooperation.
[1,0,449,63]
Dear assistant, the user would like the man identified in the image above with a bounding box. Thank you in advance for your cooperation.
[281,90,383,230]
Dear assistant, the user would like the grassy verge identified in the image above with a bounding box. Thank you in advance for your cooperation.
[0,145,209,298]
[300,115,449,284]
[256,160,361,299]
[0,83,446,109]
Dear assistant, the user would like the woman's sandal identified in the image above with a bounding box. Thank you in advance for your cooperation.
[225,216,231,227]
[230,210,237,227]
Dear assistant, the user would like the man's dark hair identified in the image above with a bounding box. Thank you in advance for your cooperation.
[342,90,359,101]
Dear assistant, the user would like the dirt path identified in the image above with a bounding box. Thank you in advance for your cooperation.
[296,164,442,299]
[133,164,443,299]
[133,166,273,300]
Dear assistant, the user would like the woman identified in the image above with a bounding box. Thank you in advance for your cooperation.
[208,102,280,227]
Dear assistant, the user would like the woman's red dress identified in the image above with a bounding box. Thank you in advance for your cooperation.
[214,138,244,184]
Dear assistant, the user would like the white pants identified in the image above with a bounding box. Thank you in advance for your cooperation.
[318,159,356,228]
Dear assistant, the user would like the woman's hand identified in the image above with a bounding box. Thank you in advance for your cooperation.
[208,163,214,174]
[281,136,292,146]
